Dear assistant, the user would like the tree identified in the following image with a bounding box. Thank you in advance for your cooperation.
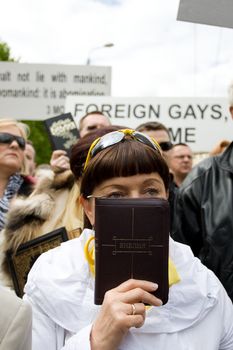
[0,40,51,164]
[0,41,16,61]
[23,120,52,165]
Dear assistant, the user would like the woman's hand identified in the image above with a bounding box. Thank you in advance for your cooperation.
[50,150,70,172]
[90,279,162,350]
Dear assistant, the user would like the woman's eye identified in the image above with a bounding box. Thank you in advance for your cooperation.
[106,192,125,199]
[144,188,159,197]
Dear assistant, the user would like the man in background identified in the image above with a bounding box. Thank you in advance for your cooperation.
[169,143,193,186]
[172,81,233,301]
[79,111,111,138]
[136,121,176,229]
[136,121,173,164]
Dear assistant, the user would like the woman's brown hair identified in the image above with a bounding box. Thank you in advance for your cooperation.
[79,137,170,199]
[70,125,124,179]
[70,129,169,228]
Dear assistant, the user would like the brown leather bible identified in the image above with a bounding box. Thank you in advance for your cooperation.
[94,197,170,305]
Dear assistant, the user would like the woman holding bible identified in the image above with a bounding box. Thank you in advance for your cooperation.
[24,129,233,349]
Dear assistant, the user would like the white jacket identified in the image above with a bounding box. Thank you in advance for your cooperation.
[24,229,233,350]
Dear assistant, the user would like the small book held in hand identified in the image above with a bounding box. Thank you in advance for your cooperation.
[7,227,68,297]
[94,197,170,305]
[44,112,80,156]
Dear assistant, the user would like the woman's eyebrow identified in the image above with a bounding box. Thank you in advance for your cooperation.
[98,184,126,191]
[142,178,162,185]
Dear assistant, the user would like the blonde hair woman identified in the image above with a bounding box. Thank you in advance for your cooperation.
[0,119,34,231]
[0,126,120,290]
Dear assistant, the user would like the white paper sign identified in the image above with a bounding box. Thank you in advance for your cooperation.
[0,62,111,120]
[177,0,233,29]
[65,96,232,153]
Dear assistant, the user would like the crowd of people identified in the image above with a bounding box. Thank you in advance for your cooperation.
[0,83,233,349]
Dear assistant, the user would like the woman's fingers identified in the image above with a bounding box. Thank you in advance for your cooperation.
[122,287,162,306]
[127,314,145,328]
[114,279,158,293]
[108,279,163,306]
[50,150,70,171]
[51,150,67,159]
[117,302,146,328]
[127,302,145,316]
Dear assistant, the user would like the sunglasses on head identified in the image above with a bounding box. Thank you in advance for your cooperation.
[83,129,162,171]
[159,141,173,151]
[0,132,26,150]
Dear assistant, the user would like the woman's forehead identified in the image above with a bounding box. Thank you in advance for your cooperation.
[94,173,164,189]
[0,125,22,136]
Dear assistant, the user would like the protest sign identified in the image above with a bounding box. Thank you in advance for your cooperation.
[177,0,233,29]
[0,62,111,120]
[65,96,232,152]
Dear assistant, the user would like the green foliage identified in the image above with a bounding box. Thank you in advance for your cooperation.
[0,40,50,163]
[22,120,52,165]
[0,41,16,61]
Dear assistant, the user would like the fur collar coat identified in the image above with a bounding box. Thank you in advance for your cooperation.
[0,170,83,289]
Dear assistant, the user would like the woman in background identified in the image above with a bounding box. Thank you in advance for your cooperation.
[0,126,120,289]
[0,119,34,231]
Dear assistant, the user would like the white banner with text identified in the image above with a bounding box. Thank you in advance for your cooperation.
[65,96,232,152]
[0,62,111,120]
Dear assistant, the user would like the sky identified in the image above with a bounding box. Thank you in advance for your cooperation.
[1,0,233,98]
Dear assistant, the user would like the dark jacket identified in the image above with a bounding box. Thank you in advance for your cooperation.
[168,173,178,231]
[171,142,233,301]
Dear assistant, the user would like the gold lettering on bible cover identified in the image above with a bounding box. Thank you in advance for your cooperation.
[102,236,161,255]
